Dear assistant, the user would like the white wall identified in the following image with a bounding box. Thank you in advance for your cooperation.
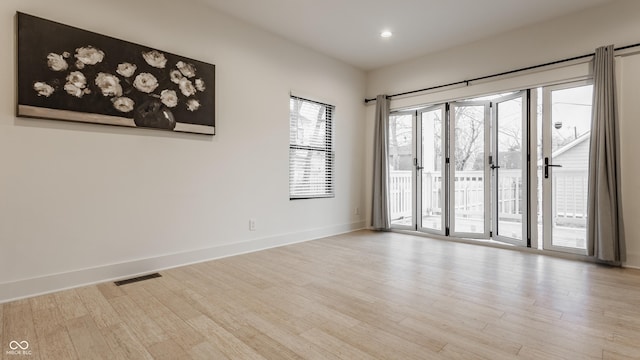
[0,0,367,302]
[618,52,640,267]
[365,0,640,267]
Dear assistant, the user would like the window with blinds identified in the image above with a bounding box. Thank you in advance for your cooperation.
[289,95,335,199]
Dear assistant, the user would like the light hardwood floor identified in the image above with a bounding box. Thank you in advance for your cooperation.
[2,230,640,359]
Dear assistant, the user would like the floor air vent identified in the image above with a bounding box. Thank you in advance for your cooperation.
[114,272,162,286]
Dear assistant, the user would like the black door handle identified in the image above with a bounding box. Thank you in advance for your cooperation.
[490,164,501,170]
[544,157,562,178]
[413,158,424,171]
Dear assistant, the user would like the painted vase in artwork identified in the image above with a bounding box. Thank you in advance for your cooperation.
[133,99,176,130]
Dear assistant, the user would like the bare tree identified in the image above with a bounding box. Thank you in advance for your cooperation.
[388,114,412,170]
[389,102,525,172]
[454,106,484,171]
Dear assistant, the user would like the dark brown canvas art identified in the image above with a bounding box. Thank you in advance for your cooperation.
[17,12,215,135]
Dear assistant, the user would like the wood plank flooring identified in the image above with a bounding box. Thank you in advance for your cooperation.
[2,230,640,359]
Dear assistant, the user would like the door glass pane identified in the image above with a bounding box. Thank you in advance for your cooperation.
[536,88,544,249]
[389,114,413,227]
[550,85,593,249]
[496,97,524,240]
[421,109,443,231]
[452,105,485,234]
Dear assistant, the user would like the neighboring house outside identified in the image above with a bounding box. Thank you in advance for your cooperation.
[549,132,590,227]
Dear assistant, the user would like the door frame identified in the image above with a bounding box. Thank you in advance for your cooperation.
[386,79,595,255]
[448,100,491,239]
[417,104,447,235]
[540,80,592,255]
[491,91,528,246]
[388,110,418,231]
[388,105,448,235]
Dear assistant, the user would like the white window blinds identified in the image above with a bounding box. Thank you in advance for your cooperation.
[289,95,335,199]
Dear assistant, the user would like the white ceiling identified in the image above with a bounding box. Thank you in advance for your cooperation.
[196,0,614,71]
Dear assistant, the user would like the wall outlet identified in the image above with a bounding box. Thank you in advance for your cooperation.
[249,218,256,231]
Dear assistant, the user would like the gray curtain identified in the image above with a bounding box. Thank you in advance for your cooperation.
[371,95,391,230]
[587,45,625,264]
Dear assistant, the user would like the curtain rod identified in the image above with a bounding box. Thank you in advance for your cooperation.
[364,42,640,104]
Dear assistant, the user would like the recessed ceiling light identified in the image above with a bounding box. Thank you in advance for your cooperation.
[380,30,393,38]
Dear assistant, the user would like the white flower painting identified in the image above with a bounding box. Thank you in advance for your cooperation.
[178,78,196,97]
[64,71,89,98]
[95,73,123,97]
[186,99,200,112]
[33,82,55,97]
[195,79,206,92]
[75,46,105,66]
[160,89,178,108]
[18,12,215,134]
[176,61,196,78]
[112,97,135,113]
[116,63,137,78]
[133,73,159,94]
[142,50,167,69]
[47,53,68,72]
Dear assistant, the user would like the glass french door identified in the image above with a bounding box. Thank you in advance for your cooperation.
[418,106,446,234]
[387,83,592,256]
[491,92,527,245]
[538,82,593,254]
[449,101,491,238]
[388,107,446,234]
[388,111,415,230]
[389,101,501,241]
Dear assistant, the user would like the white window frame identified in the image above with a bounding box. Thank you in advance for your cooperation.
[289,95,335,200]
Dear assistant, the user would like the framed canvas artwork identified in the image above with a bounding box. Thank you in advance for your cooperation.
[17,12,215,135]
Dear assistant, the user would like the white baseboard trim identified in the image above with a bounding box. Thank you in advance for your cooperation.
[0,221,366,304]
